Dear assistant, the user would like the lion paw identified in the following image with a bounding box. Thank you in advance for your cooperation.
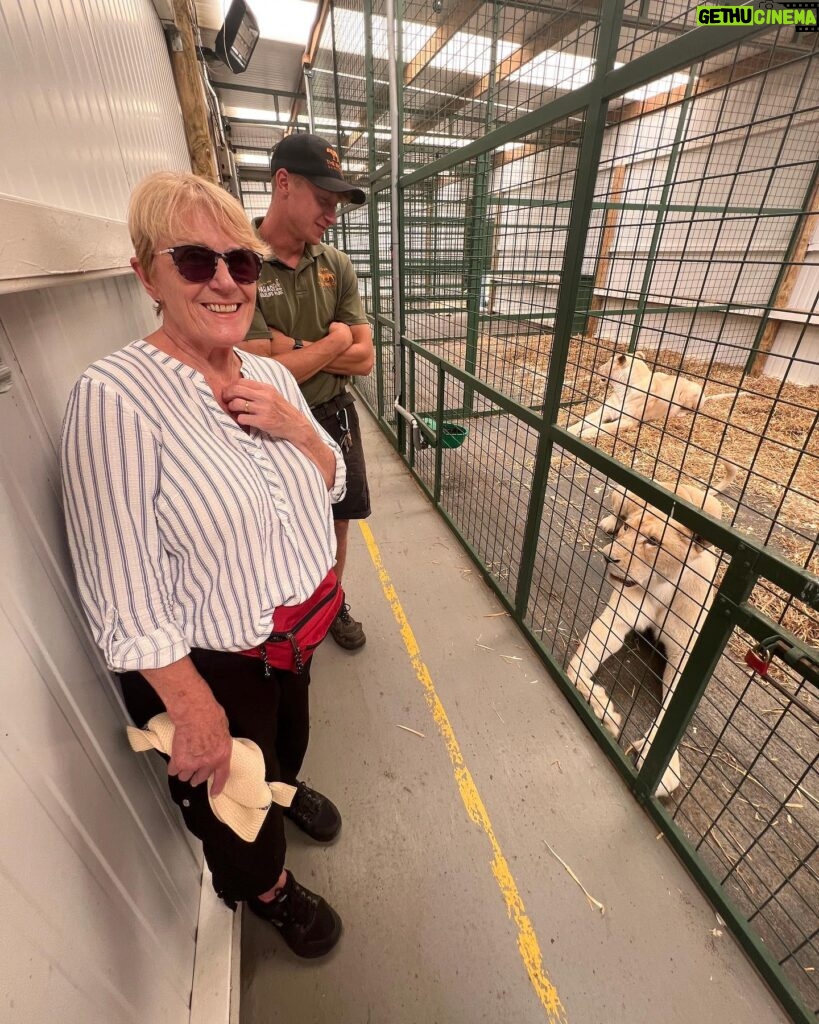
[630,736,681,798]
[598,513,618,535]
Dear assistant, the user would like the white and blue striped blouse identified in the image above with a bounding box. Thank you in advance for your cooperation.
[60,340,346,672]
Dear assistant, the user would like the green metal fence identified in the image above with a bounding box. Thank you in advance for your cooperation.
[311,2,819,1019]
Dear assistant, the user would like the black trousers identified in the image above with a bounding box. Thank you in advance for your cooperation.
[119,648,310,904]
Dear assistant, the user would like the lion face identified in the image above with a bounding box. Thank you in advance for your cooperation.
[596,351,648,386]
[600,482,724,591]
[603,506,694,590]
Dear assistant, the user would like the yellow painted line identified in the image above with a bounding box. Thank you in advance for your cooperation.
[359,520,568,1024]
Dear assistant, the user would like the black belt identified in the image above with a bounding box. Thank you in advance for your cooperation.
[310,391,355,421]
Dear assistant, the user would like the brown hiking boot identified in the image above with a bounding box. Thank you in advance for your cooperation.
[329,603,366,650]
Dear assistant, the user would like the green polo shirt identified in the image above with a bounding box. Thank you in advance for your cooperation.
[245,226,369,408]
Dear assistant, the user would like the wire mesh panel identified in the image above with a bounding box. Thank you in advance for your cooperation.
[239,179,271,220]
[673,622,819,1014]
[529,451,736,773]
[436,404,536,602]
[317,3,819,1018]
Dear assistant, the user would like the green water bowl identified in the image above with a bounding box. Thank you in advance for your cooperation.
[419,417,469,449]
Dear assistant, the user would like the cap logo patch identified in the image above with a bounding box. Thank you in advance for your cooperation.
[325,147,342,173]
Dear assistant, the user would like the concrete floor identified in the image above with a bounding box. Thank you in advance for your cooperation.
[240,409,789,1024]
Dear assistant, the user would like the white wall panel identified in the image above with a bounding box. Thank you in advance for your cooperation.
[0,0,123,213]
[0,272,203,1024]
[0,275,156,440]
[0,0,189,249]
[766,323,819,386]
[0,1,209,1020]
[83,0,190,190]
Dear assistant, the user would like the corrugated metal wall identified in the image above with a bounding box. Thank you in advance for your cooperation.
[0,0,189,212]
[0,3,204,1022]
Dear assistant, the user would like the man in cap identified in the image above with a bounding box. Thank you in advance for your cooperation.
[240,132,374,652]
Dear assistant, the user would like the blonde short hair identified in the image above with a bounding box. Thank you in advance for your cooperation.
[128,171,270,277]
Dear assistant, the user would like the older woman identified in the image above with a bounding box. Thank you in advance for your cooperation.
[61,171,346,958]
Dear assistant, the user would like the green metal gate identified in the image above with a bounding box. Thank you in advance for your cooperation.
[309,3,819,1019]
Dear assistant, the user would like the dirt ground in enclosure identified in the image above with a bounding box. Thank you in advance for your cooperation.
[411,327,819,647]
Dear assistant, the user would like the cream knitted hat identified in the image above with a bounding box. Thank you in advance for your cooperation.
[127,713,296,842]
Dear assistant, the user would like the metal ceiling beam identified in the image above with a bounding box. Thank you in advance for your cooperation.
[210,80,306,102]
[227,116,289,127]
[236,167,276,183]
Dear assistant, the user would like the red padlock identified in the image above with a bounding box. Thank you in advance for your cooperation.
[745,647,771,676]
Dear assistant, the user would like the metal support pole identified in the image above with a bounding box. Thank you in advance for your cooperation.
[627,64,697,352]
[304,66,315,133]
[386,0,405,449]
[514,1,626,619]
[461,1,500,415]
[362,0,385,422]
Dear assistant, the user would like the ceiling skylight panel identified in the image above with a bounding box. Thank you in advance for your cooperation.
[255,0,318,45]
[235,153,271,166]
[224,106,288,123]
[622,72,691,101]
[509,50,595,91]
[410,135,470,148]
[331,9,435,60]
[429,32,518,76]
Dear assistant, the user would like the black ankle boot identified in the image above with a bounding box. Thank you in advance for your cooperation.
[248,871,342,958]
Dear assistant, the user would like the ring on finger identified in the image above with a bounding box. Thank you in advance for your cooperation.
[244,399,250,414]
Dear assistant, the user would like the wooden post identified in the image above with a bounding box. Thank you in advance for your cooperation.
[749,174,819,376]
[170,0,218,182]
[585,162,627,340]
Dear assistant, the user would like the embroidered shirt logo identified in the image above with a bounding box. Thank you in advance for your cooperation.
[258,279,284,298]
[318,267,336,290]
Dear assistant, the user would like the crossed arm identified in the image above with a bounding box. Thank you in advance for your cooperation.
[238,322,374,384]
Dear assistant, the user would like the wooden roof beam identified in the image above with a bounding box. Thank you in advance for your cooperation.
[406,7,599,138]
[403,0,484,85]
[345,1,483,152]
[607,46,803,126]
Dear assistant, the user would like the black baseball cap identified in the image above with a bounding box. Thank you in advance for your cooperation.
[271,133,366,206]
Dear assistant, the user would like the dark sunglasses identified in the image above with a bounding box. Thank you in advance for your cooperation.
[155,245,263,284]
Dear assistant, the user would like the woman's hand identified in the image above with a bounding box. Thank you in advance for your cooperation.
[140,657,233,797]
[168,702,233,795]
[223,379,311,442]
[222,381,338,488]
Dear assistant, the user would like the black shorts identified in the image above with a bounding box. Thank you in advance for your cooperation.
[314,398,371,521]
[118,649,310,905]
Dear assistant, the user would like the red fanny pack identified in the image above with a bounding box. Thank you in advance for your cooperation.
[242,571,343,675]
